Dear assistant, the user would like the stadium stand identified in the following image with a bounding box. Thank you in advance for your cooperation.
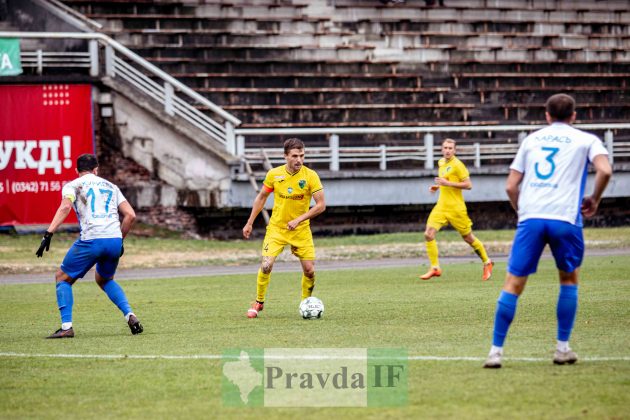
[57,0,630,133]
[4,0,630,233]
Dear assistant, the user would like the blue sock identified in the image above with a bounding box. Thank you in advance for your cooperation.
[56,281,74,324]
[557,284,578,342]
[492,291,519,347]
[102,280,132,317]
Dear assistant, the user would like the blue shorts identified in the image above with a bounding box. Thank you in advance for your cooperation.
[60,238,123,280]
[507,218,584,277]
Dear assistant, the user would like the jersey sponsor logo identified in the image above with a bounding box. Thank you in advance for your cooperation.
[279,193,305,200]
[529,181,559,189]
[274,175,285,180]
[287,187,293,194]
[298,179,306,189]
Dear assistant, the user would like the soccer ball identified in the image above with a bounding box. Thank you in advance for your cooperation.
[299,297,324,319]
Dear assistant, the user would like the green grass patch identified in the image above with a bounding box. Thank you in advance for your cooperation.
[0,255,628,418]
[2,226,630,274]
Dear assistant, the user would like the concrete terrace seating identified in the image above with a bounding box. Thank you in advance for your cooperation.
[499,102,630,122]
[200,102,476,125]
[331,0,630,12]
[453,72,630,89]
[474,86,630,105]
[61,0,630,129]
[194,86,451,106]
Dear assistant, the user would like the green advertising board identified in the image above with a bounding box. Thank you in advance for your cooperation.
[0,38,22,76]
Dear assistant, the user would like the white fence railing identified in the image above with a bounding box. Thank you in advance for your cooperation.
[0,31,242,151]
[236,124,630,171]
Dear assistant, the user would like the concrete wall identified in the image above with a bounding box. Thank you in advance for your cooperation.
[109,89,235,208]
[228,170,630,209]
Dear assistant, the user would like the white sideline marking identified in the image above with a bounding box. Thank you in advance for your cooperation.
[0,352,629,362]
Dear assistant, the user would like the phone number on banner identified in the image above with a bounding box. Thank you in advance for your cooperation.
[1,180,67,194]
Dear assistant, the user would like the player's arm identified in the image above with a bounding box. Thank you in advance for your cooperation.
[243,187,271,239]
[505,169,524,212]
[287,190,326,231]
[35,197,73,257]
[434,176,472,190]
[118,200,136,239]
[581,154,612,218]
[46,198,73,234]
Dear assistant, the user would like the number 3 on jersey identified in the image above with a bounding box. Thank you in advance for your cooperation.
[534,147,559,180]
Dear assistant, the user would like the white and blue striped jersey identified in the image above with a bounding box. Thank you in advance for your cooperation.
[510,122,608,226]
[61,173,127,240]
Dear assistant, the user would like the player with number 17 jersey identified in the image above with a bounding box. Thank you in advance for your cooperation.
[62,174,127,240]
[36,154,142,339]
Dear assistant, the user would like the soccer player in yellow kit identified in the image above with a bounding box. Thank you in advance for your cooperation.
[420,139,494,281]
[242,138,326,318]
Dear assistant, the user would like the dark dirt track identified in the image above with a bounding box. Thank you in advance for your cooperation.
[2,248,628,285]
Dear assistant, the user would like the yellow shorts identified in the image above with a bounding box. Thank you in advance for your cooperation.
[426,206,473,236]
[262,226,315,260]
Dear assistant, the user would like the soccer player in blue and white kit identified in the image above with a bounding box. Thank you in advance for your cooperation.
[484,94,612,368]
[36,154,143,338]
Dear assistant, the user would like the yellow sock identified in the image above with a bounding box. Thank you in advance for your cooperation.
[426,239,439,268]
[471,238,490,264]
[256,269,270,302]
[301,274,315,300]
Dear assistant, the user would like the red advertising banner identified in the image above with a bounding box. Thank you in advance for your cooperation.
[0,84,95,225]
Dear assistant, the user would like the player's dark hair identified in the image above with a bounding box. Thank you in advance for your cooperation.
[546,94,575,122]
[284,138,304,155]
[76,153,99,172]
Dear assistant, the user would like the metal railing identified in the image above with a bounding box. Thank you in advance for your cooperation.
[0,31,242,151]
[236,124,630,171]
[20,50,92,73]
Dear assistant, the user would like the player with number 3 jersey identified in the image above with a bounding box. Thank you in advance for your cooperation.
[484,94,612,368]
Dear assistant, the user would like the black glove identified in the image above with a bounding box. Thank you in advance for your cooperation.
[120,243,125,257]
[35,231,53,258]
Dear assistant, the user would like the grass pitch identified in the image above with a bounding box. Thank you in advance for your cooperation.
[3,226,630,274]
[0,256,629,418]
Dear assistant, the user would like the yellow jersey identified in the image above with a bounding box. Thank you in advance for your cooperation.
[262,164,323,230]
[435,156,469,211]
